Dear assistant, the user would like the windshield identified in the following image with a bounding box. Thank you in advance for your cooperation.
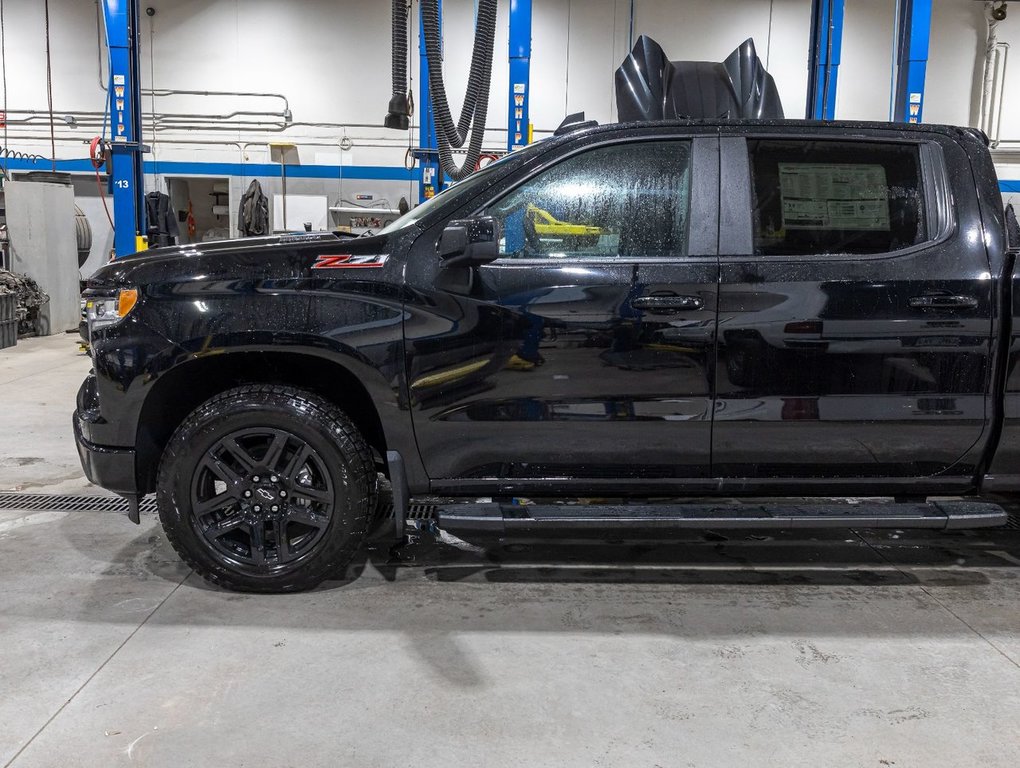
[378,152,523,235]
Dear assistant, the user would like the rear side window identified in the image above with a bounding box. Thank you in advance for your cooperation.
[748,139,928,257]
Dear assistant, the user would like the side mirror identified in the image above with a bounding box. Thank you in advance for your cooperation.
[438,216,500,268]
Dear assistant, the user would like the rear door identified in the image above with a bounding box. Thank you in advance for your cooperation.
[713,130,993,484]
[403,132,720,494]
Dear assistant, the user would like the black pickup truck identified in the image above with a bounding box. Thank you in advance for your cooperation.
[76,118,1020,592]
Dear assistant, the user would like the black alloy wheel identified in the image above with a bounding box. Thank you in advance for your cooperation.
[190,427,336,571]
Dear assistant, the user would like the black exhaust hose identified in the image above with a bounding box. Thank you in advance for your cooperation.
[421,0,498,180]
[384,0,410,130]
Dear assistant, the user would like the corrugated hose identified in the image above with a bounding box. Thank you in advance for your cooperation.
[390,0,408,109]
[421,0,498,181]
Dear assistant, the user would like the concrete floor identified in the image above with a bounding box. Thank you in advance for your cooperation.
[2,334,1020,767]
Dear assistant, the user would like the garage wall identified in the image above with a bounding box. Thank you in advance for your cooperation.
[836,0,897,121]
[0,0,1017,274]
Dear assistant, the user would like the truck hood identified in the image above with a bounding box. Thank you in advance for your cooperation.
[87,230,391,288]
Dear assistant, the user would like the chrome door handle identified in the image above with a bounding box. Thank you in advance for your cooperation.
[908,295,978,310]
[631,294,705,312]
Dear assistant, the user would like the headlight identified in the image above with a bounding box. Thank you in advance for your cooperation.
[85,288,138,335]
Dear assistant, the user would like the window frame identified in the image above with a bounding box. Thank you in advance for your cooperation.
[721,134,955,263]
[469,134,720,265]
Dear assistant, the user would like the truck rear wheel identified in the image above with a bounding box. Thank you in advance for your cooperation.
[156,385,376,592]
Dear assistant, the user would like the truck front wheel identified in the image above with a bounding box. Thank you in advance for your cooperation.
[156,385,376,592]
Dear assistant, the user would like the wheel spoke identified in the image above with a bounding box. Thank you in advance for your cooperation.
[282,444,313,480]
[193,490,237,518]
[290,485,332,505]
[200,454,243,486]
[262,433,289,474]
[286,504,330,529]
[202,514,245,542]
[246,522,267,565]
[272,518,294,563]
[221,437,258,473]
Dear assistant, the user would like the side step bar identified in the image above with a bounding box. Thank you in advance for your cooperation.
[436,500,1007,534]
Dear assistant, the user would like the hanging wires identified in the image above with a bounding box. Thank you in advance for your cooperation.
[43,0,56,170]
[407,0,415,203]
[1,0,8,179]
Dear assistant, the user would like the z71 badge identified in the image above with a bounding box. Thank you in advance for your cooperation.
[312,254,388,269]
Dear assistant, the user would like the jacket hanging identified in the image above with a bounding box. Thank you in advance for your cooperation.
[145,191,179,248]
[239,179,270,237]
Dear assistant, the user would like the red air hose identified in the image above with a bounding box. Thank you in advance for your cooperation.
[89,136,115,230]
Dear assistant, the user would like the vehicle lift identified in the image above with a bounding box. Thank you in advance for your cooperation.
[807,0,931,122]
[413,0,532,203]
[100,0,147,260]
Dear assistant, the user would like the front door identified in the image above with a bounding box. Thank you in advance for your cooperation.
[404,134,719,494]
[713,132,993,483]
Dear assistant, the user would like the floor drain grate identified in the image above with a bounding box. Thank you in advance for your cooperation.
[1006,512,1020,531]
[0,493,158,514]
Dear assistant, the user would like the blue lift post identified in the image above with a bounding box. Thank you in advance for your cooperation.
[102,0,146,258]
[418,0,441,203]
[893,0,933,123]
[805,0,845,120]
[507,0,531,152]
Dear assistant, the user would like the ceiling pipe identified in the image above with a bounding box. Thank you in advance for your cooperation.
[981,2,1004,136]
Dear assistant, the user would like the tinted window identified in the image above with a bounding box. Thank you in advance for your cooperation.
[748,140,928,256]
[484,141,691,260]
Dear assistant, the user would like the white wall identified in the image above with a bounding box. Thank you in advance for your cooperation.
[1,0,1018,275]
[836,0,897,120]
[926,0,987,128]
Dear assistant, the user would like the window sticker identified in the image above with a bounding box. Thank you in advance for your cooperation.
[778,163,891,231]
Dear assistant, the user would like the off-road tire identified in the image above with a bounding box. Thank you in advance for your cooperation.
[156,385,376,592]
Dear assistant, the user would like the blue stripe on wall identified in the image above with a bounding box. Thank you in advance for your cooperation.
[0,159,97,173]
[0,157,421,181]
[0,156,1014,192]
[148,161,420,181]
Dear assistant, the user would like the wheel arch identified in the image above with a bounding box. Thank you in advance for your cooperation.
[135,350,392,494]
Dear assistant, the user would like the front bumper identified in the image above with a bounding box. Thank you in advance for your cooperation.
[73,414,139,497]
[74,374,144,523]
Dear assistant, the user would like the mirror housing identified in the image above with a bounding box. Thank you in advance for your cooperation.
[439,217,499,268]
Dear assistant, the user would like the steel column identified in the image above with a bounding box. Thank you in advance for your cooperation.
[893,0,932,123]
[103,0,146,257]
[805,0,844,120]
[418,0,441,202]
[507,0,532,152]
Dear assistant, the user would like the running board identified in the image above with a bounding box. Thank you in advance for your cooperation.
[435,500,1007,534]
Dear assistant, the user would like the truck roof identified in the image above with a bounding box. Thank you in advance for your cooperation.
[555,118,986,144]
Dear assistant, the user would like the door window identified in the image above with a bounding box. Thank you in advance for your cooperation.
[748,140,928,257]
[484,141,692,260]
